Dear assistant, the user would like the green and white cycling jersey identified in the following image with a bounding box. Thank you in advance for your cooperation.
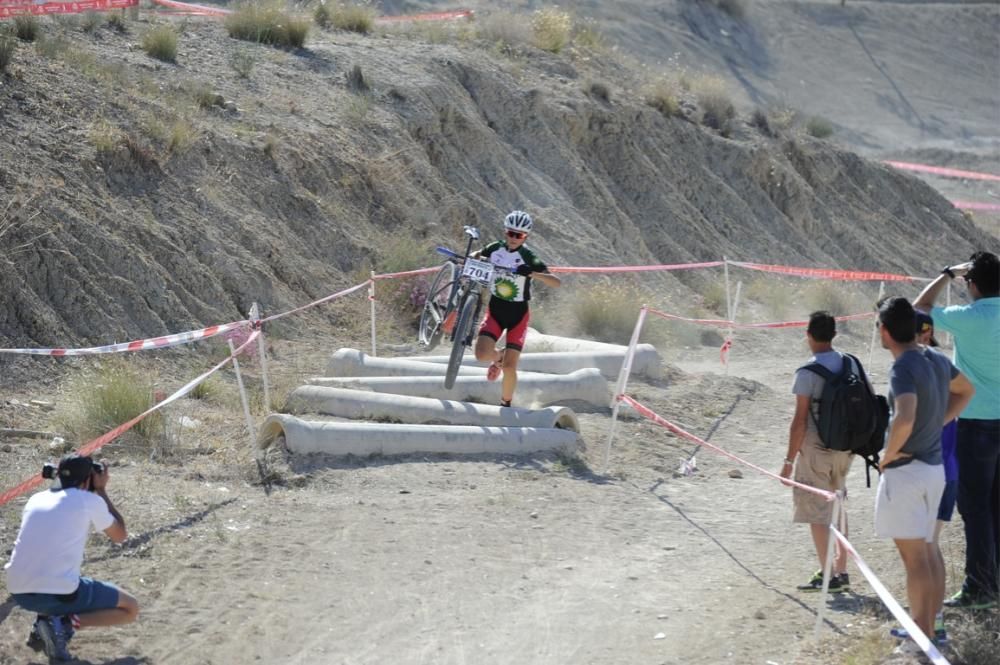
[480,241,548,303]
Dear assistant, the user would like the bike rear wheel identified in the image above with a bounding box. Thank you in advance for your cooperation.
[418,262,457,350]
[445,291,480,389]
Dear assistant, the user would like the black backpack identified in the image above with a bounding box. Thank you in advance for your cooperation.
[800,353,890,487]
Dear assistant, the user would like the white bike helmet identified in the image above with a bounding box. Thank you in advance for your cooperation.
[504,210,533,233]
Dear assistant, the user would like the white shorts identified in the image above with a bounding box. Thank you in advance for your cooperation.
[874,460,945,542]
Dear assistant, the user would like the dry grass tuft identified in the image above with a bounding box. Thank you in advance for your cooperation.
[316,1,375,34]
[13,15,41,42]
[806,115,834,139]
[0,33,15,72]
[531,8,572,53]
[142,24,178,63]
[690,74,735,132]
[474,10,532,50]
[59,362,163,440]
[572,281,646,345]
[226,4,310,48]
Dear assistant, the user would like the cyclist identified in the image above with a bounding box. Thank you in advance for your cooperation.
[473,210,561,407]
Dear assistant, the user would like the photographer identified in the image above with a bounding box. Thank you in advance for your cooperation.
[4,454,139,662]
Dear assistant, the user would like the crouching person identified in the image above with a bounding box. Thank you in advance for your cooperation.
[4,454,138,662]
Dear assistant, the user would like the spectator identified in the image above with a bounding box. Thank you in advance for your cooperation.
[875,297,974,645]
[4,454,139,662]
[780,311,854,593]
[914,251,1000,610]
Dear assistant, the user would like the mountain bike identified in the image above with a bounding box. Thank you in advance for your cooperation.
[418,226,507,389]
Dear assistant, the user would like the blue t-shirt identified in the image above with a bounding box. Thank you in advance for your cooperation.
[886,348,958,467]
[931,297,1000,420]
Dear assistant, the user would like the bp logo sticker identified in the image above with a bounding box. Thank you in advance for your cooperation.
[494,278,520,301]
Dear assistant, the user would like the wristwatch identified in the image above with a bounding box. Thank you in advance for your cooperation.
[941,266,956,279]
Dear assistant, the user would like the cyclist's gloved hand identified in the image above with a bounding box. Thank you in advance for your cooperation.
[515,264,534,277]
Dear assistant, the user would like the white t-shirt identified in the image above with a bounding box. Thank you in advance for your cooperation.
[4,488,115,594]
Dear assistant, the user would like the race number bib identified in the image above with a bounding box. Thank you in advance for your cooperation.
[462,258,495,285]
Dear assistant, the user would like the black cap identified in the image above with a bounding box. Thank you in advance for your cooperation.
[57,454,96,489]
[914,310,938,347]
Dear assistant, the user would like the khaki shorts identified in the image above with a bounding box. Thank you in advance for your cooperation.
[793,431,853,524]
[874,460,945,542]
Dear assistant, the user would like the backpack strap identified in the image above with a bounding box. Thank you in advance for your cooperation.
[797,360,834,433]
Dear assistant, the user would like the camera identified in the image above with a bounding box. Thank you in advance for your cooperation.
[41,458,104,486]
[92,461,105,474]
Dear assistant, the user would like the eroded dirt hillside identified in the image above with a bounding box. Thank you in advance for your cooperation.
[0,13,994,356]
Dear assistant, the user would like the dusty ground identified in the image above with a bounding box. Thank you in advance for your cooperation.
[0,317,983,665]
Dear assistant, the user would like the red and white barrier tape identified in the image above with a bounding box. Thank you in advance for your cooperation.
[952,201,1000,212]
[149,0,229,16]
[885,161,1000,183]
[831,528,950,664]
[549,261,725,274]
[375,9,473,23]
[620,395,835,500]
[260,280,370,324]
[646,307,875,330]
[0,0,135,17]
[729,261,921,282]
[0,320,248,357]
[0,331,259,508]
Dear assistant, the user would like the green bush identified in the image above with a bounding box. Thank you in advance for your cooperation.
[226,4,310,48]
[806,115,834,139]
[62,363,163,440]
[0,34,15,72]
[14,15,41,42]
[188,375,220,401]
[230,47,256,79]
[645,80,680,118]
[81,12,102,33]
[142,25,177,63]
[690,74,735,131]
[531,8,571,53]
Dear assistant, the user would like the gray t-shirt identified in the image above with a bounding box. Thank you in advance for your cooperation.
[792,351,844,434]
[886,347,958,467]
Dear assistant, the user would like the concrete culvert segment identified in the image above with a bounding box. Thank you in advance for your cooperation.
[257,415,580,457]
[326,348,488,378]
[396,347,662,380]
[305,367,611,409]
[284,386,581,432]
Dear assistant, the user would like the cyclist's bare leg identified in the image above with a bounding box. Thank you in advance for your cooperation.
[475,335,503,365]
[501,349,520,403]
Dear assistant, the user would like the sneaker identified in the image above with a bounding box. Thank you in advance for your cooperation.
[943,589,998,610]
[835,572,850,591]
[889,625,948,642]
[499,399,512,408]
[487,362,502,382]
[796,569,846,593]
[33,615,74,662]
[26,624,44,652]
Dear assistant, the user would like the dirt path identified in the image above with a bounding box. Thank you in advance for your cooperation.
[1,342,950,664]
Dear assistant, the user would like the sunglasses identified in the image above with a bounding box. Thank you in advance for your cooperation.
[506,230,527,240]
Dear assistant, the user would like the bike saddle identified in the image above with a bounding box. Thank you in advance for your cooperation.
[463,225,480,240]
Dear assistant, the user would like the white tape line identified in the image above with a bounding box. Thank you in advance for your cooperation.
[831,528,950,665]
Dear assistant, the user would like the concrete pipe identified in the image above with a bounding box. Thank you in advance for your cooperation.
[284,386,580,432]
[396,348,661,380]
[306,367,610,409]
[257,415,579,456]
[327,348,487,378]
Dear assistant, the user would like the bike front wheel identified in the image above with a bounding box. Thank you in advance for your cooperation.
[444,290,480,390]
[418,262,457,350]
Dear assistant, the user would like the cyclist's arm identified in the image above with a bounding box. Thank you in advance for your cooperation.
[532,270,561,288]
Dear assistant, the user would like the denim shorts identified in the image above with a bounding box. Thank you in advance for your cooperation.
[937,479,958,522]
[12,577,120,616]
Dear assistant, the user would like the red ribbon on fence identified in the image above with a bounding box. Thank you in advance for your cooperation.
[729,261,917,282]
[885,161,1000,183]
[0,0,135,17]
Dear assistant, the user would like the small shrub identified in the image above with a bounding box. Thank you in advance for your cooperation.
[188,375,220,401]
[645,80,680,117]
[0,34,15,72]
[167,118,196,154]
[690,74,735,131]
[142,25,177,63]
[346,63,368,93]
[62,362,163,440]
[531,8,571,53]
[702,282,729,316]
[475,10,532,49]
[321,2,375,34]
[14,15,41,42]
[750,108,773,137]
[805,281,852,316]
[572,282,647,345]
[89,120,123,154]
[949,610,1000,665]
[81,12,102,33]
[226,4,310,48]
[107,13,127,34]
[806,115,834,139]
[572,18,605,54]
[585,81,610,103]
[706,0,747,20]
[230,47,256,78]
